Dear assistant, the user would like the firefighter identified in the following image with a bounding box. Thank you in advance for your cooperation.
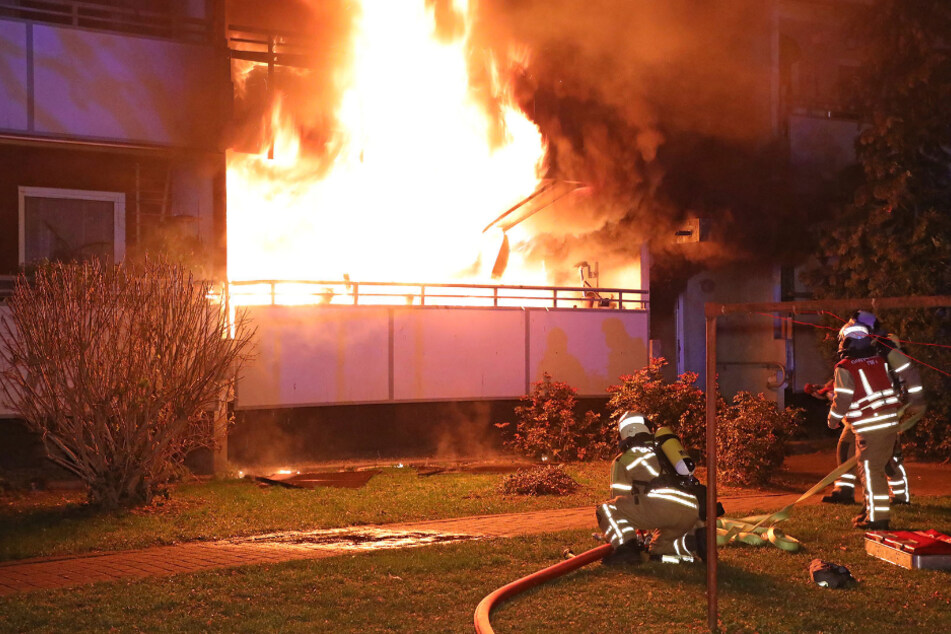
[820,311,927,506]
[596,412,706,564]
[827,320,901,529]
[855,311,927,504]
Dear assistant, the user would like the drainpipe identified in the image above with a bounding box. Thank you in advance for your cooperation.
[212,380,231,475]
[212,0,230,475]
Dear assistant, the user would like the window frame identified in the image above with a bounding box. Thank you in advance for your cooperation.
[17,186,126,265]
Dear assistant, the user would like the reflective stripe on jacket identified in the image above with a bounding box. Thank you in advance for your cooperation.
[885,344,926,407]
[829,356,901,435]
[610,445,661,496]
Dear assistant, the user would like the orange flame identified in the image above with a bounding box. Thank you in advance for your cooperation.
[227,0,547,303]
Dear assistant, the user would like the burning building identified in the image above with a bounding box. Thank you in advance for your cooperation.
[223,0,651,463]
[0,0,873,467]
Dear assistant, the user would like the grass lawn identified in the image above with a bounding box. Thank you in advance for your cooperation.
[0,463,612,562]
[2,498,949,633]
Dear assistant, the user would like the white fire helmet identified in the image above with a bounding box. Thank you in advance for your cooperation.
[837,320,873,357]
[839,322,870,341]
[618,411,650,441]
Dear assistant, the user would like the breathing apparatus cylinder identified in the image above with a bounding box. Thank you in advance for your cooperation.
[654,426,695,476]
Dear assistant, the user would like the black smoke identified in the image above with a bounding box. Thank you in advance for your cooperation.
[474,0,823,290]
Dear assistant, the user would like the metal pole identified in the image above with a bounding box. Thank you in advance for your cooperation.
[705,308,719,632]
[212,381,230,475]
[135,161,141,249]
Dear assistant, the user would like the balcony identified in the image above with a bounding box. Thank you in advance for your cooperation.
[0,0,212,43]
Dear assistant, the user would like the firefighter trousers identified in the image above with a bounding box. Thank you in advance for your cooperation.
[833,426,910,502]
[855,426,899,524]
[597,494,702,558]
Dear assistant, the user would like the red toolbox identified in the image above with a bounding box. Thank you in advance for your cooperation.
[865,529,951,570]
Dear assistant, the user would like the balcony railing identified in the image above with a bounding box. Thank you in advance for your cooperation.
[2,275,648,311]
[0,0,213,43]
[227,280,649,311]
[228,24,319,68]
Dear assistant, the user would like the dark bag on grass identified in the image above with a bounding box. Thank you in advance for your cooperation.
[809,559,856,589]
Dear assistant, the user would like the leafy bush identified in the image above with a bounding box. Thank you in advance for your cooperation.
[497,373,612,462]
[716,392,803,486]
[498,464,580,496]
[904,404,951,462]
[0,259,253,509]
[607,358,802,485]
[607,357,708,452]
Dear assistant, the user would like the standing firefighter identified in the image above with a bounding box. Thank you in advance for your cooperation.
[596,412,709,564]
[827,319,903,529]
[821,311,927,506]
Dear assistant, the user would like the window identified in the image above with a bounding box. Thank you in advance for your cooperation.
[18,187,125,265]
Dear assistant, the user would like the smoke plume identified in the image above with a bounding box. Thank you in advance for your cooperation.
[474,0,813,286]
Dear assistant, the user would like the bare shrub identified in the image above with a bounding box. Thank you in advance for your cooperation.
[497,373,612,462]
[0,259,253,509]
[498,464,579,496]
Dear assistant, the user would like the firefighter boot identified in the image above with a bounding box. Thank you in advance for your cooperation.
[601,540,645,566]
[683,527,707,562]
[821,488,855,505]
[852,513,889,530]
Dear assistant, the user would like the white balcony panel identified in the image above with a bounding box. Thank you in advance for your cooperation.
[391,308,525,402]
[236,305,391,410]
[236,305,650,409]
[31,25,219,146]
[530,309,649,396]
[0,21,28,130]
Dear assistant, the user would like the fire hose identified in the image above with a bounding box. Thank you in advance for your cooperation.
[474,407,924,632]
[473,543,612,634]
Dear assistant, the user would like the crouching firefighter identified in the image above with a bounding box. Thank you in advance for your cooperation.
[596,412,721,564]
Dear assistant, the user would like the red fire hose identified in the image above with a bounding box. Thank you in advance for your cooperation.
[473,543,612,633]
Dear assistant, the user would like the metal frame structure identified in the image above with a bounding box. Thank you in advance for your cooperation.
[703,295,951,631]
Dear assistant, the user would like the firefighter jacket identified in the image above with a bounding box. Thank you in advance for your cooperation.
[609,443,699,513]
[883,338,926,408]
[828,355,902,435]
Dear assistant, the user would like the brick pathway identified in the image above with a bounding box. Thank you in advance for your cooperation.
[1,454,948,597]
[0,491,810,597]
